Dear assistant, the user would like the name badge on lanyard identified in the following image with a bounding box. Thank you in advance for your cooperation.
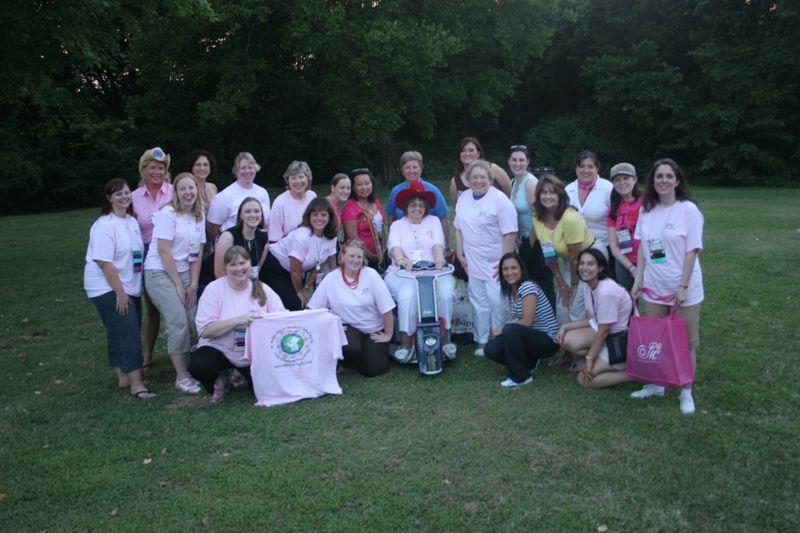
[649,238,666,264]
[617,229,633,255]
[132,250,143,273]
[189,242,200,262]
[233,326,246,350]
[542,241,557,266]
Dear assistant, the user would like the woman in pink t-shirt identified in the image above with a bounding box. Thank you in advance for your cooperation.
[84,178,153,399]
[558,248,633,389]
[606,162,643,292]
[269,161,317,243]
[324,173,351,235]
[143,173,206,394]
[342,169,386,270]
[630,159,704,415]
[308,240,395,377]
[189,246,286,402]
[384,181,457,363]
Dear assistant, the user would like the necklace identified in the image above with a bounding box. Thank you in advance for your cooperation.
[340,266,360,289]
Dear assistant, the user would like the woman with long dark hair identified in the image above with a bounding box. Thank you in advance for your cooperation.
[630,158,704,415]
[606,163,643,291]
[485,253,560,387]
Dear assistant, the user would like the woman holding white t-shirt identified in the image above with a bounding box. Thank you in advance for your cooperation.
[206,152,271,241]
[189,246,286,401]
[565,151,613,259]
[454,159,518,356]
[308,240,395,377]
[630,158,704,415]
[260,198,338,310]
[84,178,153,399]
[144,173,206,394]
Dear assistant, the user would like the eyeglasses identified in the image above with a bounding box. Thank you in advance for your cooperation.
[510,145,527,152]
[350,168,370,176]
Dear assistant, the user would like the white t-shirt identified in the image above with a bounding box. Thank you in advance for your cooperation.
[143,207,206,273]
[195,278,287,367]
[269,227,337,272]
[386,215,444,273]
[635,200,704,306]
[584,278,632,334]
[566,178,613,248]
[207,182,271,233]
[307,267,396,333]
[268,190,317,243]
[84,214,144,298]
[453,187,518,281]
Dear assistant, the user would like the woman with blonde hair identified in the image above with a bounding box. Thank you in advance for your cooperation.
[268,160,317,243]
[207,152,271,240]
[143,172,206,393]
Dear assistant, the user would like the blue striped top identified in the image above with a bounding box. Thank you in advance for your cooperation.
[509,281,560,342]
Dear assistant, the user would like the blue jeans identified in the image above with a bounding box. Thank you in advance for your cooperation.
[485,323,559,382]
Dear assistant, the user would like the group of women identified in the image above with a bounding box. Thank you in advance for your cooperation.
[84,140,704,415]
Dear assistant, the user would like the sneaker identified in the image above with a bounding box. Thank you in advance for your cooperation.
[175,377,201,394]
[679,389,696,415]
[474,347,485,357]
[500,376,533,388]
[443,343,457,361]
[393,346,415,364]
[630,384,665,399]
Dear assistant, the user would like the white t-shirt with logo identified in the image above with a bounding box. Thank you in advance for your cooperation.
[84,214,144,298]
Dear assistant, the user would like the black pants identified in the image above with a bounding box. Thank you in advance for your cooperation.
[519,238,556,313]
[343,326,390,377]
[260,252,303,311]
[485,323,559,382]
[189,345,253,394]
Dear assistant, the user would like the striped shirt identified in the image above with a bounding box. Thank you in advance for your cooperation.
[509,281,560,342]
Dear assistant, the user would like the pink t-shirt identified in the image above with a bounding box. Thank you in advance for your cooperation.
[453,187,518,281]
[341,199,385,254]
[195,278,287,367]
[207,181,271,233]
[635,200,704,306]
[269,227,337,272]
[386,215,444,273]
[607,197,643,264]
[84,214,144,298]
[584,278,632,334]
[143,206,206,273]
[131,182,173,245]
[307,267,396,333]
[268,190,317,243]
[247,309,346,407]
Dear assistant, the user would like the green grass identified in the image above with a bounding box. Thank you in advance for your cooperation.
[1,186,799,531]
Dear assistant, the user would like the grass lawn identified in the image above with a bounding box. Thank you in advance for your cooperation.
[1,185,798,531]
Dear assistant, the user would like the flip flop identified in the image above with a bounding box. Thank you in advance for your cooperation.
[133,389,156,399]
[547,354,572,367]
[142,362,156,371]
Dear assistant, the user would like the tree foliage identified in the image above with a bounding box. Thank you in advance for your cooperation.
[0,0,797,213]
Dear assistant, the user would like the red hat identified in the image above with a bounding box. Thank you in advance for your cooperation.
[395,180,437,211]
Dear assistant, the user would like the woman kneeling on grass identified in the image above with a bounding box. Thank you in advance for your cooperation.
[485,253,560,388]
[308,240,395,377]
[557,248,633,389]
[84,178,153,398]
[189,246,286,402]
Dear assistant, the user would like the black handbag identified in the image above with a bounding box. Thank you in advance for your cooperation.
[605,330,628,365]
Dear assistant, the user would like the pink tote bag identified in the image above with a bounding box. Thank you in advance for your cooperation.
[626,292,694,388]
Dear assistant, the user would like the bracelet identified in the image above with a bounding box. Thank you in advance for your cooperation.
[628,264,636,271]
[680,284,688,289]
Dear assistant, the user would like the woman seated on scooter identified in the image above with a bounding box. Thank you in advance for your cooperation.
[485,252,560,388]
[307,240,395,377]
[557,248,633,389]
[384,180,456,363]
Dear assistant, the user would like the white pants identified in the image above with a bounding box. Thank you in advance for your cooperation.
[467,278,506,345]
[384,270,455,335]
